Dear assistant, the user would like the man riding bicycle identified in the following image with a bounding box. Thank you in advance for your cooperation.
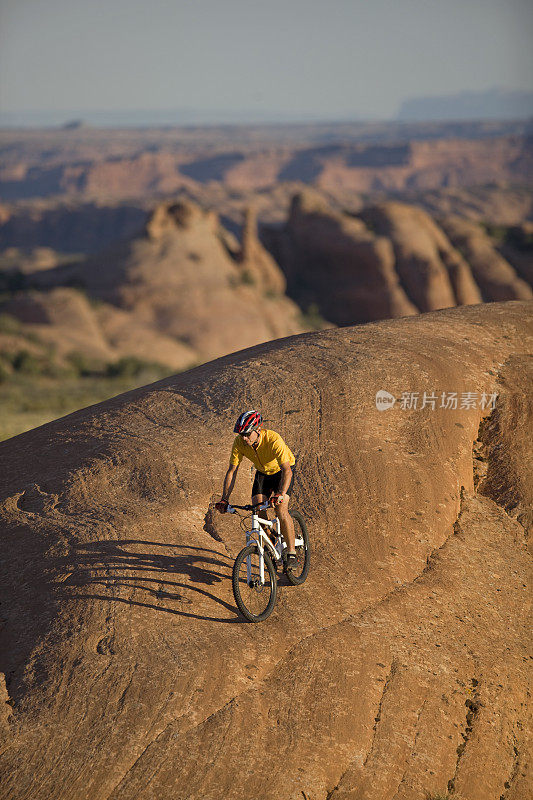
[215,410,298,571]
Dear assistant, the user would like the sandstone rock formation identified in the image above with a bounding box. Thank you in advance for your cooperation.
[267,193,533,326]
[2,288,115,362]
[1,287,195,371]
[359,202,483,311]
[34,199,308,362]
[400,185,533,226]
[268,190,418,325]
[498,222,533,286]
[238,205,287,295]
[0,301,531,800]
[94,304,196,370]
[0,202,147,254]
[440,216,533,302]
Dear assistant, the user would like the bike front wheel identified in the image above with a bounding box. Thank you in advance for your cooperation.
[232,544,277,622]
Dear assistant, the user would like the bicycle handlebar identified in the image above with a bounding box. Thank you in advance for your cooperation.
[226,502,269,513]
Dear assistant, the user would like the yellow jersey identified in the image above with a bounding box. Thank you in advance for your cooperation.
[230,429,295,475]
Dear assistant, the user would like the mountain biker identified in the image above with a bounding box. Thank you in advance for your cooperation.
[215,410,298,570]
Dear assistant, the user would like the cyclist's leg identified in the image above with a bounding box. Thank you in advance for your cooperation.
[275,496,295,553]
[251,469,268,510]
[251,492,267,508]
[273,469,296,553]
[251,470,275,541]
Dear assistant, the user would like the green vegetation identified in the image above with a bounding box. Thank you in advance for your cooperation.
[481,222,508,243]
[299,302,329,330]
[264,288,281,300]
[1,346,62,379]
[482,222,533,251]
[0,313,40,346]
[0,308,180,439]
[228,268,257,288]
[0,313,22,335]
[0,355,174,441]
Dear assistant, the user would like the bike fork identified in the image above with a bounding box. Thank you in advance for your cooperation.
[246,528,265,584]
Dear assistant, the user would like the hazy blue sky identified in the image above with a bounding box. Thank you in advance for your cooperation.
[1,0,532,123]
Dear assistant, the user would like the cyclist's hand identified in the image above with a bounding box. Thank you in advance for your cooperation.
[270,493,285,506]
[215,499,229,513]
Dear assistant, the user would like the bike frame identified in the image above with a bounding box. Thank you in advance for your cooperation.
[228,501,303,585]
[227,501,280,585]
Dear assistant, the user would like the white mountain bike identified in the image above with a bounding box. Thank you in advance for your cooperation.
[226,501,310,622]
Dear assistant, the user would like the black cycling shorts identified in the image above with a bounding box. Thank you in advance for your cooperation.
[252,467,295,500]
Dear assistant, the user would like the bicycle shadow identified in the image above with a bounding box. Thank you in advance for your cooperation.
[62,538,243,623]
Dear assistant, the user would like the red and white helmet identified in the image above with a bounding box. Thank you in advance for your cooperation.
[234,409,262,434]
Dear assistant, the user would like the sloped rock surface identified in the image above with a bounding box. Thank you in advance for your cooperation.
[0,301,531,800]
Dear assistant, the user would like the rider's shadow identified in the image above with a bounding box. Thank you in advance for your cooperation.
[61,538,241,623]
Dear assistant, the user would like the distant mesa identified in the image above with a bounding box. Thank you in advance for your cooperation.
[397,88,533,121]
[1,121,531,200]
[180,152,246,183]
[61,119,87,130]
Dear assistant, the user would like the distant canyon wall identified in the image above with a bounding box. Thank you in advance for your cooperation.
[1,135,531,201]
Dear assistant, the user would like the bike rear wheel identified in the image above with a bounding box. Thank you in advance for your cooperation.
[285,510,310,586]
[232,544,277,622]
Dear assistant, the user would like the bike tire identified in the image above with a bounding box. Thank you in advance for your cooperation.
[232,543,277,622]
[285,510,310,586]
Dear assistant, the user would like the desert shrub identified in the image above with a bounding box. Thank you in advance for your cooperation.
[10,349,45,375]
[0,313,21,334]
[105,356,171,379]
[106,356,147,378]
[0,270,27,295]
[481,222,508,243]
[21,329,41,344]
[0,313,46,345]
[299,302,328,330]
[482,222,533,251]
[67,351,107,378]
[240,269,255,285]
[229,269,256,288]
[0,359,12,383]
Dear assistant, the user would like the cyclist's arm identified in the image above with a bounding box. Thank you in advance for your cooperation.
[277,462,293,496]
[222,464,239,502]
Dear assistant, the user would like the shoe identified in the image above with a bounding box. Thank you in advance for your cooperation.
[285,553,298,572]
